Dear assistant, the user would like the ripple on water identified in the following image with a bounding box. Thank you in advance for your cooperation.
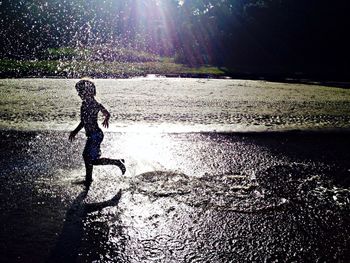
[2,129,350,262]
[129,171,260,211]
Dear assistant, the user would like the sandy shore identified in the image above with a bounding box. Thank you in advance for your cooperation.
[1,78,350,132]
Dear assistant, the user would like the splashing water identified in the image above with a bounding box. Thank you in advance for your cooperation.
[1,129,349,262]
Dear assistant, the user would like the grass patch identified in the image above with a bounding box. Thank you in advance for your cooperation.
[45,47,82,60]
[1,46,226,78]
[0,59,226,78]
[0,59,60,76]
[42,46,161,63]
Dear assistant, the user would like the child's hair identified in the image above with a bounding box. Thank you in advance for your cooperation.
[75,79,96,96]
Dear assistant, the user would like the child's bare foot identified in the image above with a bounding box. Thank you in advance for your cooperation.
[114,159,126,175]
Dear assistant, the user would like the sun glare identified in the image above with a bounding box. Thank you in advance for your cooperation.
[107,131,179,176]
[133,0,175,55]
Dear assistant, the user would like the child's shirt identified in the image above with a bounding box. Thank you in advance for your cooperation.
[81,98,105,136]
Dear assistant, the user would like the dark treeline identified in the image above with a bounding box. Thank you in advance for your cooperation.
[0,0,349,80]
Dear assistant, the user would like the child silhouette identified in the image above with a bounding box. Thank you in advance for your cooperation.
[69,79,125,184]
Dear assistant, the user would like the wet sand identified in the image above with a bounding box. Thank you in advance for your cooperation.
[1,130,350,262]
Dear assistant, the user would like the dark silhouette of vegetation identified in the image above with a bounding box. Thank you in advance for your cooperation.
[0,0,349,80]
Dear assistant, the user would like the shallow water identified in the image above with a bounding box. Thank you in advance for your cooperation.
[1,78,350,262]
[1,130,350,262]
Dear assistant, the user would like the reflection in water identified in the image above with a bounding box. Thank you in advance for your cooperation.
[1,131,350,262]
[108,133,181,177]
[115,168,350,262]
[48,185,121,262]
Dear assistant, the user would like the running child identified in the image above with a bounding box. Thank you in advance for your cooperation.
[69,79,125,184]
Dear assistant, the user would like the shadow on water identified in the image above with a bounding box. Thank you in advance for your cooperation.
[47,184,122,263]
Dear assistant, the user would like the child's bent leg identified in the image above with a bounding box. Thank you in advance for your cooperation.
[92,158,126,175]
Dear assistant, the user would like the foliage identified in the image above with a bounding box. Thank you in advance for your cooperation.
[42,46,160,62]
[0,0,349,79]
[45,47,82,60]
[0,59,60,76]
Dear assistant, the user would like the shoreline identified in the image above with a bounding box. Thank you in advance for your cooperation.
[0,72,349,89]
[2,121,350,135]
[2,127,350,136]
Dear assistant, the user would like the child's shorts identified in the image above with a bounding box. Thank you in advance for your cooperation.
[83,131,104,162]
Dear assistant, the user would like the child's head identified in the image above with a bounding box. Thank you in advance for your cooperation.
[75,79,96,99]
